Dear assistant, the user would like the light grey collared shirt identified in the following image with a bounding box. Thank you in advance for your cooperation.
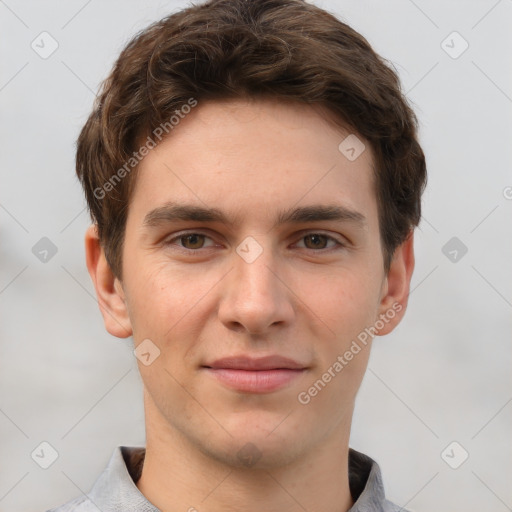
[46,446,408,511]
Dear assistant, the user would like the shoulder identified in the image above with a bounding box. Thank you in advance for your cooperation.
[382,499,412,512]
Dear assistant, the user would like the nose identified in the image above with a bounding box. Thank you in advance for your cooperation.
[217,241,295,335]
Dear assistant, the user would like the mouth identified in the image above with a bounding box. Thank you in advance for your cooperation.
[201,355,308,393]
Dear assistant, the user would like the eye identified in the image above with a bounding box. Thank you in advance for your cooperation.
[294,232,344,251]
[166,232,216,251]
[164,230,345,254]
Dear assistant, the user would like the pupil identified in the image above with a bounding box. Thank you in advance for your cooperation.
[185,234,202,248]
[308,234,325,249]
[181,234,327,250]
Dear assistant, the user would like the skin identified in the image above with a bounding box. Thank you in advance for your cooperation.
[86,97,415,512]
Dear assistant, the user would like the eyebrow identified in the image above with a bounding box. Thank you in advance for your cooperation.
[143,201,367,230]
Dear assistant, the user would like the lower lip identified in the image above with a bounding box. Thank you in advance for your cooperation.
[203,368,305,393]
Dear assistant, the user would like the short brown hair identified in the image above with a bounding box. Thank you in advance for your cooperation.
[76,0,427,278]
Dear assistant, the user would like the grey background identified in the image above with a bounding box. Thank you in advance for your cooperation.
[1,0,511,511]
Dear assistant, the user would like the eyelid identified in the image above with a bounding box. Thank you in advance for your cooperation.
[164,230,218,249]
[165,229,347,253]
[291,230,347,250]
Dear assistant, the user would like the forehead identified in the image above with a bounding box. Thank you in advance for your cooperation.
[128,98,377,228]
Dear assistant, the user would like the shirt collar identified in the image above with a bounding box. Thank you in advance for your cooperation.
[81,445,399,512]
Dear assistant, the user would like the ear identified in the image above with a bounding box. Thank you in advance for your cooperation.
[375,231,415,336]
[85,225,132,338]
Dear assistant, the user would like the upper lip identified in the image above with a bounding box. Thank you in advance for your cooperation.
[203,355,306,370]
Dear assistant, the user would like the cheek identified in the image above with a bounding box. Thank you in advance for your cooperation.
[299,270,380,402]
[124,259,216,355]
[304,269,381,340]
[126,264,207,396]
[298,277,376,414]
[121,252,172,338]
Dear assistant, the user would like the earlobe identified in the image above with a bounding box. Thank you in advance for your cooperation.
[85,225,133,338]
[376,231,415,336]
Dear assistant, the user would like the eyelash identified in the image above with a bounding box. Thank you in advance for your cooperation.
[164,230,346,255]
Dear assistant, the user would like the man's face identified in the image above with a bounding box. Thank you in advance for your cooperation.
[110,98,405,468]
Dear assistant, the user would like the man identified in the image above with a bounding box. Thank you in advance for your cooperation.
[48,0,426,510]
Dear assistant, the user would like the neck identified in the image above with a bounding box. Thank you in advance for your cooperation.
[136,397,354,512]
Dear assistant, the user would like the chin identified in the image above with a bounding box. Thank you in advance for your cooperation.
[204,413,309,469]
[205,435,306,470]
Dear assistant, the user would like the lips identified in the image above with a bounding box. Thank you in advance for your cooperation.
[204,355,306,371]
[202,355,307,393]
